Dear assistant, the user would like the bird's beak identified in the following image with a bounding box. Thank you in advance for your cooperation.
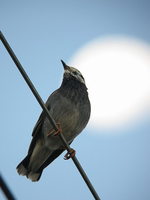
[61,60,70,70]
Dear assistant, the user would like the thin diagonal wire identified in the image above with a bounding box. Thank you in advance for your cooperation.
[0,174,16,200]
[0,31,101,200]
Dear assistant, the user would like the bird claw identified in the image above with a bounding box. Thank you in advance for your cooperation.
[47,123,62,137]
[64,148,76,160]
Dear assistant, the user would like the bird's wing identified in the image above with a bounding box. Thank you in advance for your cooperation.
[39,149,64,171]
[31,93,54,138]
[28,90,57,155]
[32,112,45,137]
[38,140,73,172]
[28,110,47,155]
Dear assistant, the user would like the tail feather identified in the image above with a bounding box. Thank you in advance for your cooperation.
[16,141,51,182]
[16,155,43,182]
[16,139,68,181]
[27,171,42,182]
[17,163,27,176]
[16,155,29,176]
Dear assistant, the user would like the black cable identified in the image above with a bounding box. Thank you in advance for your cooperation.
[0,174,16,200]
[0,31,101,200]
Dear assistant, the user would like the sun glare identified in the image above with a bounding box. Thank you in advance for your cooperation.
[70,37,150,129]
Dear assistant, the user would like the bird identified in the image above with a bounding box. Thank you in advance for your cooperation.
[16,60,91,181]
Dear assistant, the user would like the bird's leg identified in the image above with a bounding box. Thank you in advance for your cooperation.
[47,123,62,137]
[64,148,76,160]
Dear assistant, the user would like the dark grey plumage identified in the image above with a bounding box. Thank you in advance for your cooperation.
[16,60,91,181]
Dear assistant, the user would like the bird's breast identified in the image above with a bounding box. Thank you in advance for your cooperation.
[43,91,90,150]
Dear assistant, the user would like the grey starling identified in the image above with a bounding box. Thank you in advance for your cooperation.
[16,60,91,181]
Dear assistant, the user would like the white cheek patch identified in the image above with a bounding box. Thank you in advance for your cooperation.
[71,73,85,84]
[77,74,85,84]
[64,68,85,84]
[65,69,70,74]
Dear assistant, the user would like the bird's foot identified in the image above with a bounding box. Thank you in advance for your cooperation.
[64,148,76,160]
[47,123,62,137]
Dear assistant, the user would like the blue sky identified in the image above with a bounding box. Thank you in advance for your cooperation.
[0,1,150,200]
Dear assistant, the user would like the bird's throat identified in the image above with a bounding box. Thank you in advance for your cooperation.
[60,77,88,104]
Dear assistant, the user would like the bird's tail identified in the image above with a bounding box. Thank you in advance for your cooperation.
[16,140,52,182]
[16,156,43,182]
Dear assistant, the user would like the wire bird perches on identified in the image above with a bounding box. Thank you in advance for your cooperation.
[0,31,101,200]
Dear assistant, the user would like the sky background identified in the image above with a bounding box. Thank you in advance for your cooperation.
[0,0,150,200]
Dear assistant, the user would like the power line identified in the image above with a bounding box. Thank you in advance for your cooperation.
[0,174,16,200]
[0,31,101,200]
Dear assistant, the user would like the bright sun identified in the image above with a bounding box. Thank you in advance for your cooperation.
[70,36,150,129]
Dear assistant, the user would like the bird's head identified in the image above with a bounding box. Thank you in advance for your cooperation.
[61,60,85,85]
